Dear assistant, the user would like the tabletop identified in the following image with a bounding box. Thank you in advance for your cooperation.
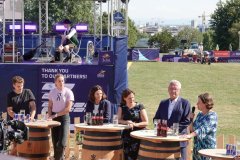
[25,120,61,129]
[0,153,27,160]
[199,149,235,160]
[130,130,189,143]
[75,123,130,132]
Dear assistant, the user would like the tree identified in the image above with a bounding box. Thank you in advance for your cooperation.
[176,26,203,48]
[148,29,177,53]
[24,0,95,33]
[228,22,240,50]
[210,0,240,50]
[202,30,214,50]
[128,18,139,48]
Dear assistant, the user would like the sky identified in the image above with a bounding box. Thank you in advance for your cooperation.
[127,0,224,25]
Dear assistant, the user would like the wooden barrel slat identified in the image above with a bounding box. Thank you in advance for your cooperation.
[83,134,121,140]
[141,144,180,151]
[138,140,181,160]
[82,131,123,160]
[83,140,122,146]
[138,155,177,160]
[17,128,50,160]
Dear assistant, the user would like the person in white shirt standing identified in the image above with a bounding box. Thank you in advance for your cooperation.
[48,74,74,160]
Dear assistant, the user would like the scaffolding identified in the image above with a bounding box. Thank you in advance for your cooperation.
[39,0,48,45]
[0,0,5,56]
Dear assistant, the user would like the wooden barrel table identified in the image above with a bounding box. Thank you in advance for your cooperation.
[75,123,130,160]
[17,120,60,160]
[199,149,235,160]
[130,130,189,160]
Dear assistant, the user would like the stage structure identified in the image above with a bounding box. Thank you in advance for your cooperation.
[83,0,129,51]
[0,0,25,62]
[38,0,48,54]
[0,0,5,56]
[1,0,129,61]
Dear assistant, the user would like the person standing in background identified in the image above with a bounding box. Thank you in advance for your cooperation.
[7,75,36,120]
[48,74,74,160]
[7,75,36,155]
[153,80,191,160]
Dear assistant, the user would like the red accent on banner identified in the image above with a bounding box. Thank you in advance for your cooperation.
[214,51,230,57]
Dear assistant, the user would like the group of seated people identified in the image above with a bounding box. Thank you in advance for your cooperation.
[83,80,218,160]
[6,74,217,160]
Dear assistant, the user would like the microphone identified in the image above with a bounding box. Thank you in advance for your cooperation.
[192,106,195,113]
[190,106,195,122]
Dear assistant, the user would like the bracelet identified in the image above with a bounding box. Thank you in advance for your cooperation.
[55,114,58,118]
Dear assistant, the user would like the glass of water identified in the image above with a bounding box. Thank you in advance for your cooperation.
[173,123,179,136]
[20,109,25,116]
[153,119,159,135]
[112,115,118,126]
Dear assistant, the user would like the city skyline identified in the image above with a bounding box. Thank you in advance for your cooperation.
[128,0,224,25]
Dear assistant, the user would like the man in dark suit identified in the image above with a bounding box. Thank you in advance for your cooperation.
[153,80,191,160]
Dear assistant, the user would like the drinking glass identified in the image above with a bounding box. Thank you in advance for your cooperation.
[153,119,159,135]
[112,115,118,126]
[20,109,25,116]
[173,123,179,136]
[84,112,92,125]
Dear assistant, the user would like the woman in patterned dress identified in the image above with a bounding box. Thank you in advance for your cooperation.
[186,93,218,160]
[117,88,148,160]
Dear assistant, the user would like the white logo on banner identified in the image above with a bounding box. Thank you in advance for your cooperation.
[42,83,55,90]
[97,70,106,78]
[42,93,49,99]
[42,83,75,90]
[71,102,86,112]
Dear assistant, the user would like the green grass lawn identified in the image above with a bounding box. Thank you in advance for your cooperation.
[128,62,240,138]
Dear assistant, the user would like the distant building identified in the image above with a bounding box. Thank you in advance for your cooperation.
[137,23,162,35]
[191,20,198,28]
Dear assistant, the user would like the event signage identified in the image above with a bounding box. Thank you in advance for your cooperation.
[213,51,230,57]
[230,51,240,57]
[38,65,113,125]
[132,48,160,61]
[98,51,114,65]
[113,12,124,22]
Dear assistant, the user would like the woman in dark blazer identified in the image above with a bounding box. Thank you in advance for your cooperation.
[85,85,111,123]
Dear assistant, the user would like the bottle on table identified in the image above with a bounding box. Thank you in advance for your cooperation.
[92,113,96,125]
[99,110,104,125]
[157,119,162,136]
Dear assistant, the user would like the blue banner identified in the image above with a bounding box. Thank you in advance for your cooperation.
[98,51,114,65]
[131,48,160,61]
[0,64,114,128]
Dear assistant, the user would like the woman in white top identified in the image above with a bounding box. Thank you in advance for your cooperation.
[48,74,74,160]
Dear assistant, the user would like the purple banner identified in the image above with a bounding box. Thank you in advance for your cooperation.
[230,51,240,57]
[162,54,178,62]
[0,64,114,130]
[38,65,114,128]
[217,57,240,63]
[131,48,160,61]
[98,51,114,65]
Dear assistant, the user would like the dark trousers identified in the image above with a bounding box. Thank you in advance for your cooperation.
[51,114,70,160]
